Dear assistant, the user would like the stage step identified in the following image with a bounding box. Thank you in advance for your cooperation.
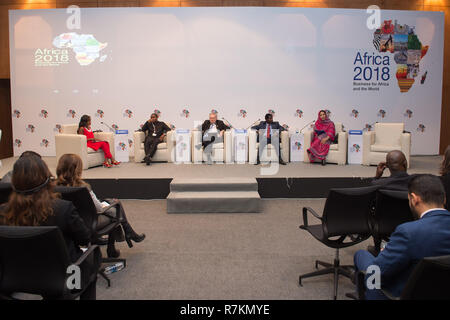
[167,178,261,213]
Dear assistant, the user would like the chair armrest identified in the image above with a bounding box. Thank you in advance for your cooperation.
[303,130,313,162]
[401,133,411,169]
[362,131,375,166]
[280,131,289,163]
[133,131,145,144]
[55,134,89,169]
[73,244,99,267]
[301,206,322,228]
[166,131,175,162]
[248,130,258,164]
[224,130,232,163]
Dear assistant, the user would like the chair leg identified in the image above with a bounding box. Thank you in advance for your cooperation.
[334,267,339,300]
[99,270,111,288]
[316,260,332,269]
[299,267,335,286]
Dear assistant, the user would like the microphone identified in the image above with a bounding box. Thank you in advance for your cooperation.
[247,118,261,130]
[221,117,234,129]
[100,121,114,132]
[364,121,378,131]
[299,120,316,133]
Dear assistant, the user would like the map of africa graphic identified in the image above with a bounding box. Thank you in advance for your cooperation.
[373,20,429,93]
[53,33,107,66]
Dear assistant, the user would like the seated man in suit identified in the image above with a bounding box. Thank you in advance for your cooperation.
[141,113,171,166]
[354,174,450,299]
[251,113,286,165]
[371,150,412,190]
[201,112,230,149]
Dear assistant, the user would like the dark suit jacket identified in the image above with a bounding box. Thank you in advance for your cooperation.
[251,121,286,132]
[371,171,413,191]
[372,209,450,297]
[0,199,91,262]
[442,173,450,210]
[201,120,230,136]
[141,121,171,139]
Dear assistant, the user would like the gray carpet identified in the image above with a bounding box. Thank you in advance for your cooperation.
[96,199,370,300]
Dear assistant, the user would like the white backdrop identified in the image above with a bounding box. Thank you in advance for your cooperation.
[9,7,444,156]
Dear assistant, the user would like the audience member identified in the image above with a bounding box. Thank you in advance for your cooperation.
[0,155,99,299]
[371,150,412,190]
[354,174,450,299]
[56,154,145,258]
[1,151,41,182]
[441,145,450,210]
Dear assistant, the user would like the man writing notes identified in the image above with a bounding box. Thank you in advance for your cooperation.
[141,113,171,166]
[251,113,287,165]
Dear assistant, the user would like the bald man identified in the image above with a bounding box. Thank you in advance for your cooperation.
[371,150,413,191]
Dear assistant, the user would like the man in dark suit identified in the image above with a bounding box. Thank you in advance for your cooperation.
[141,113,172,166]
[354,174,450,299]
[371,150,412,190]
[251,113,286,165]
[201,112,230,149]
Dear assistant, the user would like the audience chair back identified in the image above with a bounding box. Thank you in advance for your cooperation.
[322,186,378,238]
[54,186,97,232]
[0,182,12,204]
[0,226,71,298]
[373,189,414,240]
[400,255,450,300]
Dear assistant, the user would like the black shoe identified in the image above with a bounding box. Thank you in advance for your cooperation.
[125,233,146,248]
[321,159,326,166]
[146,159,151,166]
[279,160,287,165]
[107,247,121,258]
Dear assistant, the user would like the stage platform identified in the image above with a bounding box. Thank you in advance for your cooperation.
[0,156,442,199]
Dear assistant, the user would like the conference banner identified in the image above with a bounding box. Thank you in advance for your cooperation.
[9,7,444,157]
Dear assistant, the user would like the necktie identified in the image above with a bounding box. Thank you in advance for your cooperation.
[267,124,270,139]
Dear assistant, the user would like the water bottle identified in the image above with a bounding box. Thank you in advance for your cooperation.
[104,262,124,275]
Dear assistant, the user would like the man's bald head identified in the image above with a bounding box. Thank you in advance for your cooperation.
[386,150,407,172]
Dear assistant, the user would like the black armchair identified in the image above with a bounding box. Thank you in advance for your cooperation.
[299,185,378,300]
[351,255,450,300]
[54,186,127,287]
[0,226,100,300]
[371,189,414,254]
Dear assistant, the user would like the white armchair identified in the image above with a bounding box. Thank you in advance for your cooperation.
[191,128,232,163]
[55,124,114,170]
[248,130,289,164]
[362,122,411,168]
[133,124,175,163]
[303,122,348,165]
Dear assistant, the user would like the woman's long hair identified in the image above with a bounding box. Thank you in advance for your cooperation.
[441,145,450,176]
[0,156,57,226]
[56,153,90,190]
[78,115,90,131]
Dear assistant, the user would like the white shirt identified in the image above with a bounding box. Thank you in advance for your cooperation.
[420,208,444,219]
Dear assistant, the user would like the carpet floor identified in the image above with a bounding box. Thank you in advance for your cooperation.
[96,199,370,300]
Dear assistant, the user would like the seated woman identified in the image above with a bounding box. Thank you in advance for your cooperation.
[78,115,120,168]
[307,110,336,166]
[56,154,145,258]
[441,145,450,210]
[0,154,100,299]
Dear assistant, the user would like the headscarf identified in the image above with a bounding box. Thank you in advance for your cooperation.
[314,110,335,139]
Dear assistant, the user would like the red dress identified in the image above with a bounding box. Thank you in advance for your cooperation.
[83,127,112,159]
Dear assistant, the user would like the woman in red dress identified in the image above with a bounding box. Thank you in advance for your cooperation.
[78,115,120,168]
[307,110,336,166]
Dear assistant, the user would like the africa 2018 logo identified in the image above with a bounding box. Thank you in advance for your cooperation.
[354,20,428,93]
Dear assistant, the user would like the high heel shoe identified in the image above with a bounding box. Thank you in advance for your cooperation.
[103,161,112,168]
[125,232,146,248]
[112,160,121,166]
